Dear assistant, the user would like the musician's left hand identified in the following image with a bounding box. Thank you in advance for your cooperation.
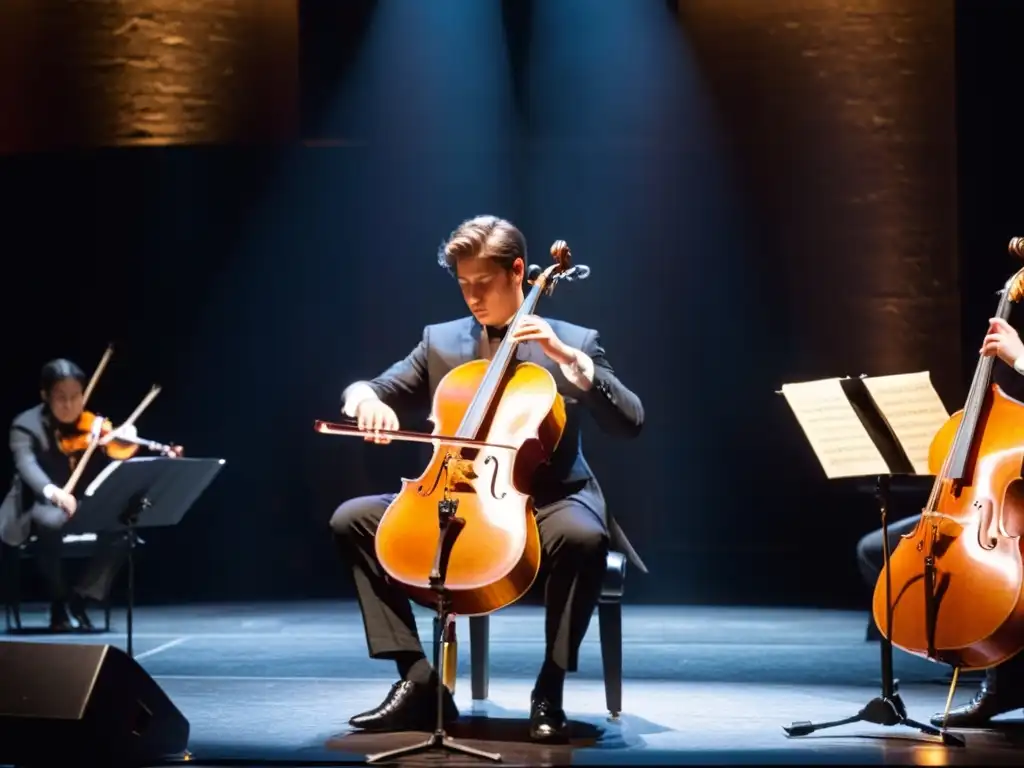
[982,317,1024,367]
[511,315,576,366]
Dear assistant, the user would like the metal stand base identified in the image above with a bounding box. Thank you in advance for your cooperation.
[783,688,961,746]
[366,473,502,764]
[367,731,502,764]
[783,475,964,747]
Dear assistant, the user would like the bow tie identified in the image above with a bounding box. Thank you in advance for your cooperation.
[485,324,508,341]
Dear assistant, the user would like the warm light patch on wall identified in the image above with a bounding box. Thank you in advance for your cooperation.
[0,0,299,152]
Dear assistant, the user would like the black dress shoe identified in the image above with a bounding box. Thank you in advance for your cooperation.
[529,691,568,742]
[48,604,72,632]
[68,594,93,631]
[930,681,1024,728]
[349,679,459,732]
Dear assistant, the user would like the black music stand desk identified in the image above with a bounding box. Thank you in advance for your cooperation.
[65,457,225,656]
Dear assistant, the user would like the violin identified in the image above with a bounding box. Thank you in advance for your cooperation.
[316,240,587,616]
[875,237,1024,670]
[57,411,183,459]
[57,346,184,500]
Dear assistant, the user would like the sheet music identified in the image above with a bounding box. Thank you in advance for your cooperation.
[861,371,949,475]
[780,377,889,478]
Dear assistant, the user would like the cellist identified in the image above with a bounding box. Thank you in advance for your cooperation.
[329,215,644,742]
[856,315,1024,729]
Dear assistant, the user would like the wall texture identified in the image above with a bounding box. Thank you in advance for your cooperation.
[676,0,961,402]
[0,0,299,152]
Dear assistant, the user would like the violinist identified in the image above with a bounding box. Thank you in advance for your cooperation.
[330,215,644,741]
[0,359,134,631]
[856,315,1024,729]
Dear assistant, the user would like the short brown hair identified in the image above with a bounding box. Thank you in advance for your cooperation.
[437,215,527,276]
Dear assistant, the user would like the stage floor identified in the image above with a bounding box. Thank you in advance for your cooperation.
[3,601,1024,765]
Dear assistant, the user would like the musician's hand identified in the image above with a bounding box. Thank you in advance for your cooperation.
[100,423,137,446]
[51,488,77,516]
[511,315,575,366]
[981,317,1024,367]
[354,399,399,445]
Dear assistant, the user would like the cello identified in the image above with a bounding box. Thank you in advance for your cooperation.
[316,241,587,616]
[874,237,1024,670]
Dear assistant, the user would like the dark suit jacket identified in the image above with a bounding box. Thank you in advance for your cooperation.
[0,404,72,546]
[343,315,647,572]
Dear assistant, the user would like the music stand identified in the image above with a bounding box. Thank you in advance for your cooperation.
[777,373,963,747]
[66,457,225,657]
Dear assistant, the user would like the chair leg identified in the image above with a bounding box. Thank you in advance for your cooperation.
[598,600,623,719]
[430,616,441,666]
[3,549,23,632]
[470,615,490,701]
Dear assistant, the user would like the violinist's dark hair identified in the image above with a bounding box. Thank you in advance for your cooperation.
[437,215,527,277]
[40,359,86,395]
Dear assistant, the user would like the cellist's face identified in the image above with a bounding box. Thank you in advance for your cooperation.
[456,256,525,327]
[43,378,84,425]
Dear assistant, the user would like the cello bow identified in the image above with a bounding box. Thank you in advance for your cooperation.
[314,419,518,452]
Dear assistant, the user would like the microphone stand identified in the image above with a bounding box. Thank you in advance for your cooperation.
[366,458,502,764]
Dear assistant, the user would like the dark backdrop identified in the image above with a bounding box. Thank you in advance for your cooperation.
[0,0,1018,610]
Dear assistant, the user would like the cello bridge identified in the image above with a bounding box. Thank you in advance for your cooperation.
[447,458,478,487]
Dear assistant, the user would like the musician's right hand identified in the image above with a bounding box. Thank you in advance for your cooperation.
[51,488,77,516]
[354,399,399,445]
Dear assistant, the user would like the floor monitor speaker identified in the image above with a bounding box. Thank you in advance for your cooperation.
[0,641,189,765]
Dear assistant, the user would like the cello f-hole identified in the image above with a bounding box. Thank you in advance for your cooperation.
[484,454,507,500]
[418,455,452,496]
[974,498,999,550]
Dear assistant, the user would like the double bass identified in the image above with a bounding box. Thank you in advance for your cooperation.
[874,238,1024,670]
[316,241,587,615]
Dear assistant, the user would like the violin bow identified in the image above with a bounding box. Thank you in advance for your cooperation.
[104,385,162,440]
[63,385,162,496]
[314,419,518,452]
[81,344,114,408]
[61,418,105,496]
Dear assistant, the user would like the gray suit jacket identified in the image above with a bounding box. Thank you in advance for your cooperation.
[343,316,648,572]
[0,404,62,546]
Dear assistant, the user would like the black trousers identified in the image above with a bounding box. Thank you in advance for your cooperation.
[29,504,127,606]
[856,516,1024,690]
[330,490,609,673]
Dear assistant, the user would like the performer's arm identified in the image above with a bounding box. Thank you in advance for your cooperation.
[342,328,430,417]
[511,316,643,439]
[10,425,59,502]
[567,331,644,438]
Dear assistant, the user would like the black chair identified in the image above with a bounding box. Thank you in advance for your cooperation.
[2,534,113,632]
[434,550,628,719]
